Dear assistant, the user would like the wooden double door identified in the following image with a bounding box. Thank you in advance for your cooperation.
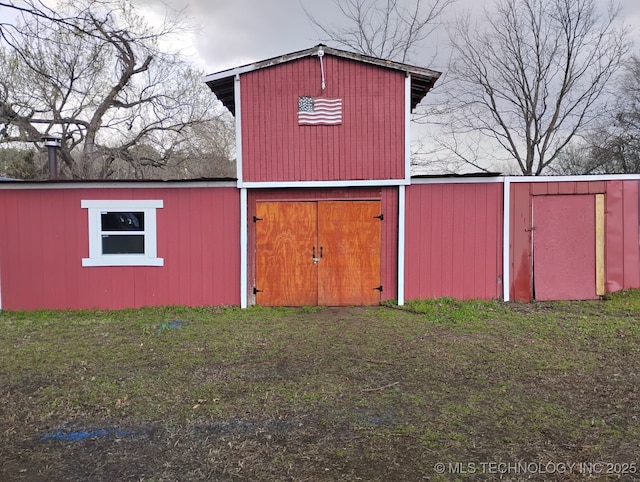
[255,200,382,306]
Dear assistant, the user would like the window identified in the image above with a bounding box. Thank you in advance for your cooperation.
[82,200,164,267]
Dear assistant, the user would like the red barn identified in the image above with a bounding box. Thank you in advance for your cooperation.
[0,182,240,310]
[205,45,441,308]
[0,45,639,311]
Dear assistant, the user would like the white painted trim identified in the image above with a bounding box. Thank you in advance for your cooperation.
[2,174,638,192]
[241,179,409,189]
[82,200,164,268]
[81,200,163,209]
[203,64,258,83]
[502,178,511,302]
[240,188,248,309]
[411,176,505,185]
[506,174,640,182]
[82,257,164,267]
[397,185,406,306]
[405,75,411,184]
[411,173,640,185]
[1,181,237,190]
[235,74,243,187]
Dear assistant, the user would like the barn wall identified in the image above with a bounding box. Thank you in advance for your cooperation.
[0,186,240,310]
[404,182,503,300]
[605,180,640,293]
[247,187,398,303]
[509,180,640,301]
[240,55,406,182]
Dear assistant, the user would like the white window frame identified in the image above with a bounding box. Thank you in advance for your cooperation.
[81,200,164,267]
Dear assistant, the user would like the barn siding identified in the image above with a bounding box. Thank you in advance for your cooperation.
[404,182,503,300]
[247,187,398,304]
[241,56,406,182]
[0,186,240,310]
[605,180,640,292]
[2,177,640,311]
[510,182,534,302]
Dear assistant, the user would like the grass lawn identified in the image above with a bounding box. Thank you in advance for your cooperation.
[1,292,639,481]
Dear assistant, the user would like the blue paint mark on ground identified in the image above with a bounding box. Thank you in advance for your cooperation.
[41,428,136,442]
[157,320,185,334]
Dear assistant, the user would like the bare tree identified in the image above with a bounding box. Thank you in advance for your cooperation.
[300,0,455,176]
[551,56,640,175]
[0,0,87,34]
[441,0,629,175]
[0,0,233,179]
[301,0,455,62]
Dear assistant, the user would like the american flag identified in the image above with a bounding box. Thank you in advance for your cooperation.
[298,97,342,125]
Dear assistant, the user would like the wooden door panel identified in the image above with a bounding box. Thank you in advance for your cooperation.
[533,195,597,300]
[317,201,381,305]
[255,202,318,306]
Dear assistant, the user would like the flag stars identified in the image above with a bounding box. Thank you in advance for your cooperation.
[298,96,343,125]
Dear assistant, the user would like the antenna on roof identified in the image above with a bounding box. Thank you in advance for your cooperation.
[318,47,326,90]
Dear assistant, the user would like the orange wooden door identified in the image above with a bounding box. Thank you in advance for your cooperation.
[317,201,382,306]
[255,200,382,306]
[255,201,318,306]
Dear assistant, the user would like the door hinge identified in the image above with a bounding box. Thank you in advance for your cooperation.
[374,213,384,220]
[253,216,263,222]
[253,287,263,294]
[525,226,536,232]
[374,285,383,292]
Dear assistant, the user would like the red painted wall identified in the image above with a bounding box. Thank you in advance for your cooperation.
[509,180,640,301]
[605,180,640,293]
[532,195,598,300]
[0,186,240,310]
[241,55,406,182]
[247,187,398,303]
[404,182,503,300]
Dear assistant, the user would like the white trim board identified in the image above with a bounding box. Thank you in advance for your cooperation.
[240,179,410,189]
[234,74,243,184]
[0,181,237,190]
[397,185,406,306]
[404,75,411,184]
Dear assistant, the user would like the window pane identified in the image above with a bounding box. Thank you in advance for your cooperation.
[101,212,144,231]
[102,235,145,254]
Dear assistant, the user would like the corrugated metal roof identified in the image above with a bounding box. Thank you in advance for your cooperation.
[204,44,441,115]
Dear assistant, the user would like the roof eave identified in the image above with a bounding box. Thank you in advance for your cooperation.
[204,44,442,115]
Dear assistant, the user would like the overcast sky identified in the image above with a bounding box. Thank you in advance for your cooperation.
[133,0,640,76]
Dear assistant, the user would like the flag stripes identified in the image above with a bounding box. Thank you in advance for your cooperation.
[298,97,342,125]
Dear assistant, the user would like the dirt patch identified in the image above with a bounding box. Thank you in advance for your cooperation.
[1,299,640,481]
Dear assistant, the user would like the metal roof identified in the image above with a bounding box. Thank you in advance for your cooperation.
[204,44,441,115]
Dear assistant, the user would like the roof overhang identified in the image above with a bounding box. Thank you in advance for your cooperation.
[204,44,441,116]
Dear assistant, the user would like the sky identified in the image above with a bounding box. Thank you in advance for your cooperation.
[3,0,639,174]
[127,0,640,174]
[133,0,640,76]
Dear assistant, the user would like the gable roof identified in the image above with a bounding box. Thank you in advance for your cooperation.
[204,44,441,116]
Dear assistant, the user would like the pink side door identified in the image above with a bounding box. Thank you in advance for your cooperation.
[532,195,598,301]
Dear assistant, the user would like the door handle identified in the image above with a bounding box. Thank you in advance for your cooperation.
[312,247,320,264]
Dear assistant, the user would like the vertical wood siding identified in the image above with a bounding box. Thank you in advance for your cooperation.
[509,180,640,301]
[247,187,398,304]
[604,180,640,293]
[404,183,503,300]
[0,186,240,310]
[241,56,406,182]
